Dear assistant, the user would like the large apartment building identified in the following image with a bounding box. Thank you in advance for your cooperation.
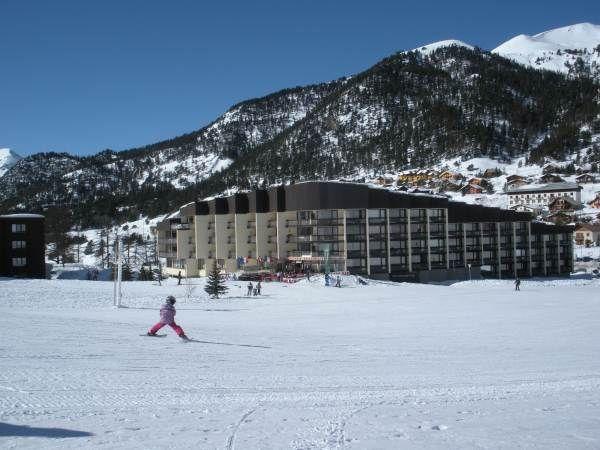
[156,182,573,282]
[0,214,46,278]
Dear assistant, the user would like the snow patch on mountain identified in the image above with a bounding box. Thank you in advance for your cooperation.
[0,148,21,177]
[493,23,600,75]
[413,39,475,55]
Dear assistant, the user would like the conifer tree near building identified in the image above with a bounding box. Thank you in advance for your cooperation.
[204,262,228,299]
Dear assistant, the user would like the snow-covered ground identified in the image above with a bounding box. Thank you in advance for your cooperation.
[1,276,600,449]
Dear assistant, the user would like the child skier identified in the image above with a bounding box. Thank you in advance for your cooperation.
[147,295,188,339]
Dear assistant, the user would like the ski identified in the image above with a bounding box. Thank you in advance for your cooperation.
[141,334,167,337]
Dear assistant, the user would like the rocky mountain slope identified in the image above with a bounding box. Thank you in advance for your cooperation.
[1,24,599,226]
[493,23,600,77]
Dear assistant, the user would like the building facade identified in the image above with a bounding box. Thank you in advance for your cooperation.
[507,182,582,210]
[0,214,46,278]
[574,224,600,246]
[157,182,573,282]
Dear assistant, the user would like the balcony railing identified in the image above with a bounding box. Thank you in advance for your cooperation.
[287,250,346,259]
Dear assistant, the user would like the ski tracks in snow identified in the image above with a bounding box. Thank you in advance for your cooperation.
[225,407,256,450]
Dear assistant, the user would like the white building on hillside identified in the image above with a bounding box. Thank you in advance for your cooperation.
[507,182,582,210]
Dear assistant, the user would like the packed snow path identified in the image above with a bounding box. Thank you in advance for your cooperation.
[1,277,599,449]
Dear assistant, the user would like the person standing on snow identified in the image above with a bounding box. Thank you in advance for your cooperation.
[514,278,521,291]
[147,296,188,339]
[247,282,253,296]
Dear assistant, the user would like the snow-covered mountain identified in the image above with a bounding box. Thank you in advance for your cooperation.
[1,24,599,226]
[0,148,21,177]
[413,39,474,55]
[493,23,600,76]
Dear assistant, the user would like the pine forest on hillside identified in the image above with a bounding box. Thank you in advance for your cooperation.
[1,45,599,228]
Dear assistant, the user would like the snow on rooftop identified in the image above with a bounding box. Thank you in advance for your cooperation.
[0,213,44,219]
[507,182,581,193]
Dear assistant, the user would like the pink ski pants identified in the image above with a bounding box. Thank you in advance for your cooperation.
[149,321,185,336]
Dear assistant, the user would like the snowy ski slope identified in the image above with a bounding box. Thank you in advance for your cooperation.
[1,276,599,448]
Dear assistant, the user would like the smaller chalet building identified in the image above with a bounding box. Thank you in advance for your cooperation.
[507,182,582,210]
[588,194,600,209]
[461,184,484,195]
[548,196,581,213]
[539,173,565,183]
[0,214,46,278]
[575,173,596,184]
[574,224,600,246]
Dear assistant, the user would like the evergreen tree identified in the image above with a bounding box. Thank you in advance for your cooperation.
[121,263,133,281]
[83,239,95,255]
[204,262,228,299]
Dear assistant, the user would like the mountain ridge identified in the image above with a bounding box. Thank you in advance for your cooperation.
[493,22,600,76]
[1,24,599,226]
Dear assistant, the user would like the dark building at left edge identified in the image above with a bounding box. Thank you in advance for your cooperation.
[0,214,46,278]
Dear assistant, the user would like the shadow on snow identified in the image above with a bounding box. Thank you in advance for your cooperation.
[0,422,94,438]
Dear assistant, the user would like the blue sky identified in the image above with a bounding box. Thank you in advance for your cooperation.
[1,0,598,157]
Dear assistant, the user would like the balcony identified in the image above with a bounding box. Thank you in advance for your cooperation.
[287,250,345,259]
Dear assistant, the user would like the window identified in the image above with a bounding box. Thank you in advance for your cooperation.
[12,240,26,249]
[12,257,27,267]
[11,223,26,233]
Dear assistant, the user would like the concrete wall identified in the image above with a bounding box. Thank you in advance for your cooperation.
[214,214,234,260]
[256,212,277,260]
[276,211,297,259]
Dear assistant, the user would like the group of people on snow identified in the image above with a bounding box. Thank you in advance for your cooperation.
[246,280,261,296]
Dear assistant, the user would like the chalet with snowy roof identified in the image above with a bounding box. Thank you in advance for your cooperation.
[574,223,600,246]
[509,204,540,214]
[546,211,572,225]
[373,176,394,186]
[439,171,464,182]
[507,182,582,210]
[482,168,502,179]
[397,170,437,185]
[506,174,527,183]
[588,194,600,209]
[575,173,597,184]
[436,180,462,192]
[0,214,45,278]
[543,164,561,174]
[461,184,484,195]
[548,196,582,213]
[539,173,565,183]
[504,178,528,191]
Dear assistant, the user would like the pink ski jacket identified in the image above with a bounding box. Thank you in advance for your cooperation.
[159,303,176,324]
